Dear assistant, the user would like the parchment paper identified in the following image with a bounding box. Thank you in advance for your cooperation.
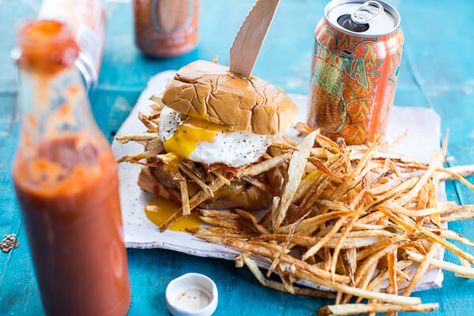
[112,71,445,292]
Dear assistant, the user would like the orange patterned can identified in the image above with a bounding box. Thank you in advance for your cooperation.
[133,0,199,57]
[308,0,403,145]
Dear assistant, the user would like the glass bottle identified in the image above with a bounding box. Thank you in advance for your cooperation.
[133,0,199,57]
[13,20,131,316]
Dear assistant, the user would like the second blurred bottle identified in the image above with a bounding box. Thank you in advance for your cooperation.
[133,0,199,57]
[39,0,106,88]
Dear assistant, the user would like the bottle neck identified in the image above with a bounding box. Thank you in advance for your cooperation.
[17,64,99,153]
[14,20,114,193]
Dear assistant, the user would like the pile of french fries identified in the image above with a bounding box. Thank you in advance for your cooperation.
[119,105,474,315]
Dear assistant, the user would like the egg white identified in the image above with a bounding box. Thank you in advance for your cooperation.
[159,106,271,167]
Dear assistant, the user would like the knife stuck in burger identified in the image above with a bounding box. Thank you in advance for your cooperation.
[117,0,299,230]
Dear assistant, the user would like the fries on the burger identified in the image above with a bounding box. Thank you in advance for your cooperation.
[133,60,298,212]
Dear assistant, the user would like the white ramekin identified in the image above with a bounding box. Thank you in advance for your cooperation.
[165,273,218,316]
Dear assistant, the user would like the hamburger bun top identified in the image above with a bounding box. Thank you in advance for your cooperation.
[160,60,298,135]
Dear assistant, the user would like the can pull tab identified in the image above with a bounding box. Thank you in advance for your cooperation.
[351,1,384,24]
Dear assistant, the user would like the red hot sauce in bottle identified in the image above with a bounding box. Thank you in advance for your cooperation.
[13,21,130,316]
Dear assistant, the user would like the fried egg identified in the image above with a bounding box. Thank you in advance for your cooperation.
[159,106,271,167]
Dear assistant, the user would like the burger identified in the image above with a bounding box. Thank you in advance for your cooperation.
[134,60,298,214]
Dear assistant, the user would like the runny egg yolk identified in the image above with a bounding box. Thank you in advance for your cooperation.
[145,197,202,232]
[163,117,227,159]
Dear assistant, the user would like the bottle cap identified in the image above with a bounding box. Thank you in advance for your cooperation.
[18,20,79,73]
[166,273,218,316]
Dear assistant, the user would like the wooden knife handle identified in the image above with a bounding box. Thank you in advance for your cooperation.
[229,0,280,78]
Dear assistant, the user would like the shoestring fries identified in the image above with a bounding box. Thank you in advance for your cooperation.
[119,110,474,315]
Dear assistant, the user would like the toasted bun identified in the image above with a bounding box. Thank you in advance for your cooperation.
[161,60,298,135]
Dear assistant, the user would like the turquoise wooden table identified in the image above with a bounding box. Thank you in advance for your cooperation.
[1,0,473,315]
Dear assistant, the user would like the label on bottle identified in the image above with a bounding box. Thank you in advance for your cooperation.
[39,0,106,87]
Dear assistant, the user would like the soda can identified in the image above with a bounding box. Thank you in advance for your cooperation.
[133,0,199,57]
[39,0,106,88]
[308,0,404,145]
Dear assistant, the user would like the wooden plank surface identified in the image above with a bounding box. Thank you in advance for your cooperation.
[0,0,473,315]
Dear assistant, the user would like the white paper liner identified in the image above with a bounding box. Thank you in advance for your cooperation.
[112,71,445,293]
